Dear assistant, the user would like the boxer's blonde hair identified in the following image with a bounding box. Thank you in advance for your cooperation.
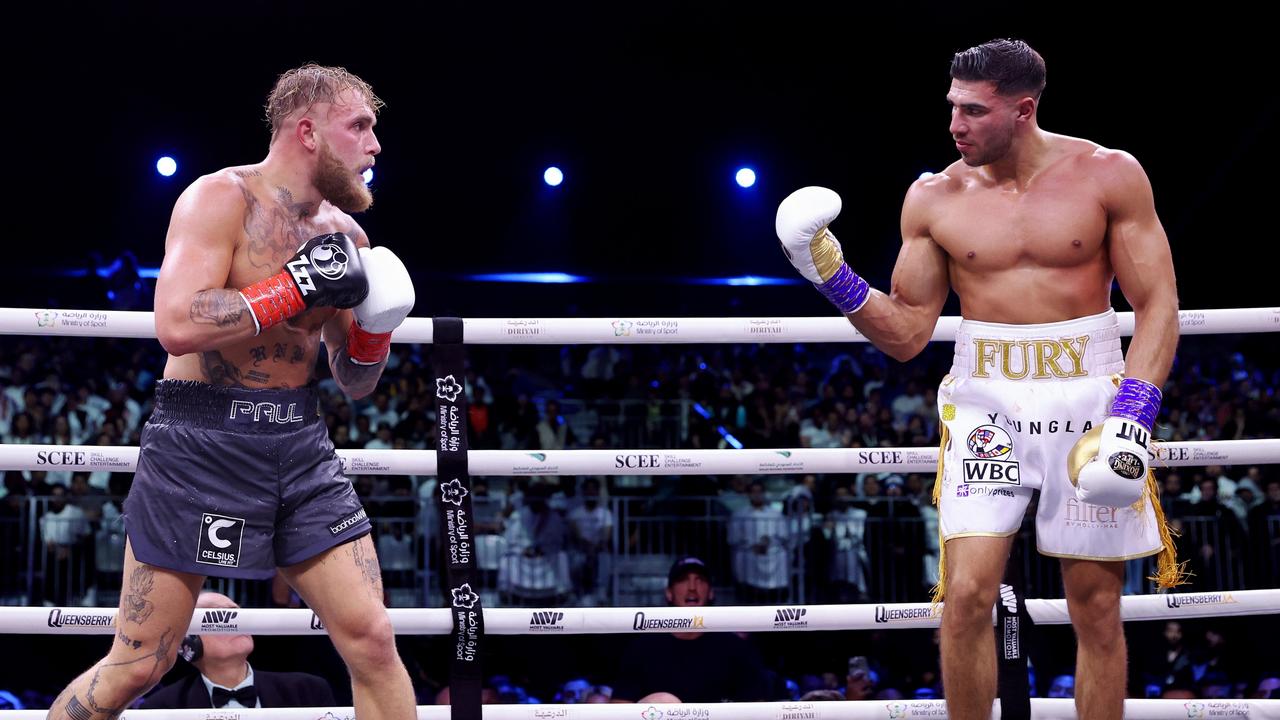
[265,63,384,144]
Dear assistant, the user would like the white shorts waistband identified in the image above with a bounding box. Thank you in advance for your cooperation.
[950,309,1124,381]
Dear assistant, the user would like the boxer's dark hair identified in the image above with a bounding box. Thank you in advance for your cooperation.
[266,63,384,143]
[951,39,1046,100]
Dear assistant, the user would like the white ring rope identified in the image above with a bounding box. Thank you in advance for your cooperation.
[7,307,1278,343]
[7,312,1279,718]
[3,589,1276,636]
[3,699,1280,720]
[4,440,1277,476]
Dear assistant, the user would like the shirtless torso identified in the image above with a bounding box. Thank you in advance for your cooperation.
[158,166,369,389]
[914,135,1116,324]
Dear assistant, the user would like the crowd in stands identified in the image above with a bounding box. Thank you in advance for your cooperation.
[2,331,1277,705]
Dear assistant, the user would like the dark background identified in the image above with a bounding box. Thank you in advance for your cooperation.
[6,1,1277,703]
[10,3,1277,317]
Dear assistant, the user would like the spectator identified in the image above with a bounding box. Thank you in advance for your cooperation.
[143,592,335,708]
[362,391,401,432]
[365,422,395,450]
[846,656,875,701]
[536,399,573,450]
[351,414,372,446]
[728,480,789,603]
[1161,471,1193,518]
[825,486,869,602]
[786,484,825,601]
[2,412,38,445]
[39,484,92,603]
[611,558,769,703]
[39,481,91,548]
[890,380,926,430]
[567,477,614,605]
[879,477,925,600]
[500,482,571,603]
[1139,621,1194,692]
[1227,478,1262,524]
[1047,674,1075,698]
[501,393,541,450]
[1248,477,1280,587]
[1188,476,1247,589]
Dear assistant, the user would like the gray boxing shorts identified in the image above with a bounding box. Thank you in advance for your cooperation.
[124,380,371,579]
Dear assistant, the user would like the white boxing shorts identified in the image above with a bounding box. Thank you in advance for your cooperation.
[936,309,1164,561]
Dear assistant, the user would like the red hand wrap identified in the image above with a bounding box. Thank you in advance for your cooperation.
[240,273,305,334]
[347,322,392,365]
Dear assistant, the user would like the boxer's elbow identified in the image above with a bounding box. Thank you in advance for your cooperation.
[156,293,224,356]
[156,316,200,357]
[850,295,936,362]
[341,380,378,401]
[1135,292,1180,326]
[884,339,927,363]
[884,343,924,363]
[877,327,931,362]
[855,330,925,363]
[330,354,382,400]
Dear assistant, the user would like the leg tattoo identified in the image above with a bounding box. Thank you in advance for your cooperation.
[122,565,155,625]
[85,628,177,718]
[352,539,383,597]
[63,696,93,720]
[116,628,142,650]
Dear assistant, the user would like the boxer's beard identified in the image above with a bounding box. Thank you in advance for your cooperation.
[965,126,1015,167]
[314,140,373,213]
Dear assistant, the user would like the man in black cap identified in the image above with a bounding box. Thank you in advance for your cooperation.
[610,557,770,703]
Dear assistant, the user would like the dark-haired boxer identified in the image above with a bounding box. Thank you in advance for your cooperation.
[777,39,1183,720]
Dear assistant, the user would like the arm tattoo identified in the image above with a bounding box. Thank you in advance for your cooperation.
[189,290,247,327]
[122,565,155,625]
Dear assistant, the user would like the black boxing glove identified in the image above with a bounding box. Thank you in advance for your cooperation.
[238,232,370,335]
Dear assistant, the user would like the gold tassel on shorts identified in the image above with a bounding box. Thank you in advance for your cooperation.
[1145,463,1190,589]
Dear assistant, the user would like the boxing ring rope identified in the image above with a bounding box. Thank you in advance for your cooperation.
[7,307,1279,342]
[2,589,1276,635]
[5,698,1280,720]
[3,440,1277,477]
[5,306,1278,719]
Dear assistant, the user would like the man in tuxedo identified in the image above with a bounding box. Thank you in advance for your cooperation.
[142,592,334,709]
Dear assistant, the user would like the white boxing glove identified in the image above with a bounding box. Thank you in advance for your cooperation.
[347,246,415,365]
[1068,378,1162,507]
[775,186,870,314]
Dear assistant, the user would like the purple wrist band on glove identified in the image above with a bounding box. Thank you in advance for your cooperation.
[816,263,870,314]
[1110,377,1162,430]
